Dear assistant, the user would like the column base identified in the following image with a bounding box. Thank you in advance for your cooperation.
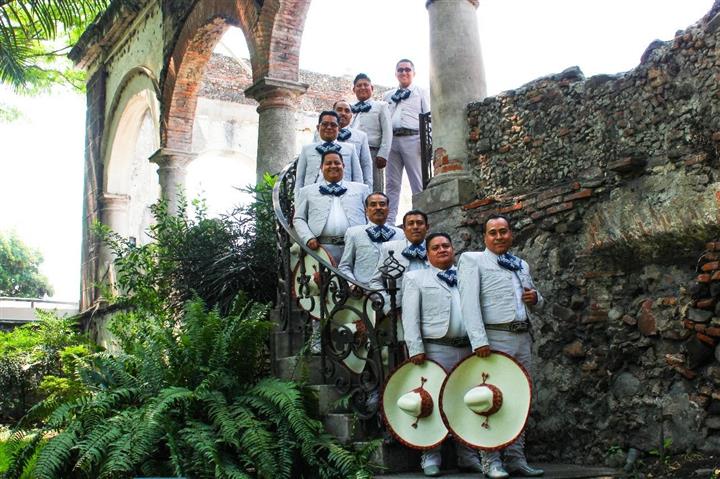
[413,173,475,215]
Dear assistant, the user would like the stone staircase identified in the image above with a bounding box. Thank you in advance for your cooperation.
[271,305,625,477]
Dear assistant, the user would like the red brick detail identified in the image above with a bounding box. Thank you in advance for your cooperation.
[463,197,498,210]
[706,327,720,337]
[545,201,574,216]
[712,271,720,281]
[436,163,464,175]
[697,332,716,346]
[695,298,716,310]
[564,188,593,201]
[698,273,712,283]
[706,242,720,251]
[683,320,695,330]
[702,261,720,272]
[660,297,677,306]
[499,202,523,214]
[637,299,657,336]
[498,144,512,153]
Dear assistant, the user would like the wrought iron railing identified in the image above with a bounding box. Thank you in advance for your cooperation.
[272,160,405,419]
[419,111,433,188]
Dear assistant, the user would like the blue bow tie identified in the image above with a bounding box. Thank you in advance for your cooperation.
[391,88,411,104]
[497,253,523,272]
[337,128,352,142]
[402,243,427,261]
[366,224,396,243]
[352,101,372,113]
[315,141,342,155]
[437,268,458,287]
[319,182,347,196]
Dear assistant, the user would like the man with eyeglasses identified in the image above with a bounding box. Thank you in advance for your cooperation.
[349,73,393,193]
[295,110,367,197]
[313,100,374,195]
[383,59,430,225]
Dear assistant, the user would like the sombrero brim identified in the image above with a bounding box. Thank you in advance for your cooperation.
[382,359,448,450]
[440,351,531,451]
[292,245,335,320]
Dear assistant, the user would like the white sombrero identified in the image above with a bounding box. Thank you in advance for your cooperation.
[292,245,335,320]
[440,351,532,451]
[382,360,449,450]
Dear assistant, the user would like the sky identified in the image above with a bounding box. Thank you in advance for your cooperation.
[0,0,713,303]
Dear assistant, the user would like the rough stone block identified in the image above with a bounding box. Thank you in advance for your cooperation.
[322,413,364,444]
[305,384,349,416]
[414,176,475,215]
[275,355,325,384]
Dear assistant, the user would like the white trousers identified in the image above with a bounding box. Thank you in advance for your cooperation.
[386,135,422,225]
[369,146,384,193]
[421,342,481,469]
[481,330,533,467]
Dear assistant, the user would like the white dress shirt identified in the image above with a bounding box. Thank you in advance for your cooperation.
[383,84,430,130]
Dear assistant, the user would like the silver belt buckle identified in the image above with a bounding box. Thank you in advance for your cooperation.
[509,321,528,333]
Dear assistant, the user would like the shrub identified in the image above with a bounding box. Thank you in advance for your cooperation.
[0,312,90,423]
[4,297,374,478]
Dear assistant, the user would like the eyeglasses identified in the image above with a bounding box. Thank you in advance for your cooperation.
[396,67,413,73]
[320,122,339,128]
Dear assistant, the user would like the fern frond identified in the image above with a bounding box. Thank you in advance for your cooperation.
[33,424,80,479]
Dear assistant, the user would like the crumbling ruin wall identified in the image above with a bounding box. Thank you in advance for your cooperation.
[456,3,720,465]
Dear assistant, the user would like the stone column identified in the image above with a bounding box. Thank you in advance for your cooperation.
[149,148,195,215]
[245,77,308,181]
[98,193,129,291]
[415,0,486,230]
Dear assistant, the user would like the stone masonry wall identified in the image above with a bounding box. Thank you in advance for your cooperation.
[452,2,720,466]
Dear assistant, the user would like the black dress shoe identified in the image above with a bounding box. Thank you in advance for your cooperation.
[506,463,544,477]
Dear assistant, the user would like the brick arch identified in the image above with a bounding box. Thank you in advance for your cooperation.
[251,0,312,81]
[161,0,259,151]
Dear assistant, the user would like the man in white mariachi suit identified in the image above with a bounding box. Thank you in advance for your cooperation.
[312,100,373,191]
[368,209,430,312]
[402,233,483,477]
[458,213,545,479]
[383,59,430,225]
[295,110,368,197]
[293,150,370,265]
[350,73,393,193]
[338,192,404,287]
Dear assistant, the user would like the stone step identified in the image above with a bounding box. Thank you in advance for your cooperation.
[375,463,621,478]
[275,355,325,384]
[322,413,366,444]
[272,329,306,359]
[305,384,349,416]
[355,440,420,475]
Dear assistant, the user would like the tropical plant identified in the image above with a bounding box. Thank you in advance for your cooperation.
[0,0,109,90]
[0,230,53,297]
[96,174,279,317]
[0,310,90,422]
[4,297,374,478]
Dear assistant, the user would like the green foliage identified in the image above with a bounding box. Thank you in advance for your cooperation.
[0,230,53,297]
[4,297,375,478]
[0,0,109,91]
[95,175,279,317]
[0,312,90,423]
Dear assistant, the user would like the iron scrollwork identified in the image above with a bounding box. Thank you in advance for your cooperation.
[272,160,404,420]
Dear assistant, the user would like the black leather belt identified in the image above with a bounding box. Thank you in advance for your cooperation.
[425,336,470,348]
[485,321,530,333]
[393,128,419,136]
[317,235,344,245]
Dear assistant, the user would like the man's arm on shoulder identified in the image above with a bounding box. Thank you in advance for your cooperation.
[359,134,373,188]
[295,147,309,196]
[457,253,488,350]
[292,187,314,245]
[338,228,358,280]
[401,272,424,357]
[378,102,393,159]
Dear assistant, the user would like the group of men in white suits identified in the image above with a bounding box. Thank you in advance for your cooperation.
[290,60,542,479]
[401,214,545,478]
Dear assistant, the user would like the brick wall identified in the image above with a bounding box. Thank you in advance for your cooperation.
[454,1,720,464]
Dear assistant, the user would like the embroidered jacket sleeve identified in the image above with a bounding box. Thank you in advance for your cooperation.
[457,252,489,351]
[377,102,393,159]
[401,272,425,357]
[292,186,315,246]
[338,228,358,281]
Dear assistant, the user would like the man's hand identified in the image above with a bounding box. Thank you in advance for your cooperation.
[522,287,538,305]
[474,346,491,358]
[307,238,319,250]
[409,353,426,365]
[375,156,387,169]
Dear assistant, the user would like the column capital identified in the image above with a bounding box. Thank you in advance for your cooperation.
[100,193,130,211]
[426,0,479,9]
[244,77,309,112]
[149,148,196,169]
